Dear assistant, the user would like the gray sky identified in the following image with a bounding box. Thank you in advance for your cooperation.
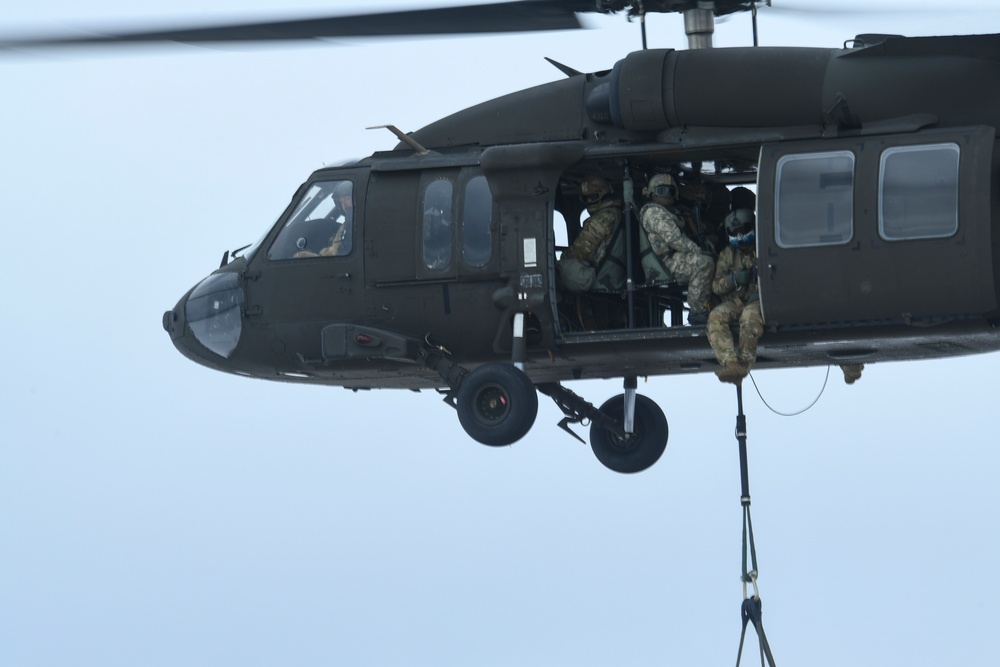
[2,1,999,665]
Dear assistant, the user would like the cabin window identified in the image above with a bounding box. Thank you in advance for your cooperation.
[775,151,854,248]
[267,180,353,260]
[421,179,454,270]
[879,143,959,241]
[462,175,493,267]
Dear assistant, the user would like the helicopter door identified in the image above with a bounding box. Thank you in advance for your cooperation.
[246,172,367,354]
[757,127,996,327]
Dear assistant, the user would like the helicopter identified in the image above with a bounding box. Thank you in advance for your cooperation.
[9,2,1000,473]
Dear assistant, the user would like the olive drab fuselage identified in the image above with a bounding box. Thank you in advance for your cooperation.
[166,35,1000,391]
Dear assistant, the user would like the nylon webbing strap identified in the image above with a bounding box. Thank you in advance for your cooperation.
[733,384,777,667]
[736,596,777,667]
[742,506,758,592]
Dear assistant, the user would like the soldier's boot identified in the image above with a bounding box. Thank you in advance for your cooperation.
[840,363,864,385]
[715,353,746,385]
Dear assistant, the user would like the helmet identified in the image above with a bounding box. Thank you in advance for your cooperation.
[730,186,756,211]
[725,208,756,247]
[332,180,353,199]
[579,176,613,205]
[725,208,755,235]
[647,173,678,200]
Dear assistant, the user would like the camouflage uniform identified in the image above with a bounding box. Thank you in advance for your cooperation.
[562,200,627,291]
[559,199,627,328]
[564,200,623,268]
[707,244,763,369]
[639,202,714,312]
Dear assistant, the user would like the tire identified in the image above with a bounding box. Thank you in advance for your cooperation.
[590,393,668,473]
[457,364,539,447]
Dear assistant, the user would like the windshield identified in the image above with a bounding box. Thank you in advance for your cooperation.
[267,180,354,260]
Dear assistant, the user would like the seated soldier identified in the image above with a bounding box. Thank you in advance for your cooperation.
[708,208,761,384]
[639,173,714,325]
[557,175,626,293]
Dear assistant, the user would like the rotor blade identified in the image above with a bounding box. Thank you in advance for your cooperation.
[0,1,583,49]
[760,2,989,18]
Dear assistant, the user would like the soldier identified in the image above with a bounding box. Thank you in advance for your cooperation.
[558,175,626,292]
[321,180,353,256]
[707,208,761,384]
[639,173,714,325]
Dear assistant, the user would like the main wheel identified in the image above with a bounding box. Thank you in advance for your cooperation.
[590,393,668,473]
[456,364,538,447]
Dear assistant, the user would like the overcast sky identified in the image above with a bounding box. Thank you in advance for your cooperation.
[2,2,1000,666]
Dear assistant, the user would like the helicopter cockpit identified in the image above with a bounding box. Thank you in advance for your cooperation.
[267,180,354,260]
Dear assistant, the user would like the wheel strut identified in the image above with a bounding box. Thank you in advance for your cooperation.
[536,382,627,442]
[623,376,637,433]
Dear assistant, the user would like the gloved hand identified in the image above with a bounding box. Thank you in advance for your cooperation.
[746,292,760,305]
[726,269,751,290]
[733,269,751,286]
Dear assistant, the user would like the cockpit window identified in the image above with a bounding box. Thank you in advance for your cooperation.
[267,180,354,260]
[462,175,493,267]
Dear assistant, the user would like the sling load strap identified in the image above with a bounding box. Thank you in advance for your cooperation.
[742,506,759,599]
[733,383,777,667]
[736,596,777,667]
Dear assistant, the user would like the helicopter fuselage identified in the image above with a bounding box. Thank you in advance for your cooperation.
[163,35,1000,468]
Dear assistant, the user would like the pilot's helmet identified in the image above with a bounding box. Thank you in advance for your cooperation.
[579,175,613,206]
[332,180,353,200]
[646,173,678,200]
[725,208,756,247]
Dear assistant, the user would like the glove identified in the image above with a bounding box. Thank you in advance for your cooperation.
[728,269,751,289]
[746,292,760,305]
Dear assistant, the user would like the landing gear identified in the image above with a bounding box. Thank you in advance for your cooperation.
[537,382,669,474]
[422,339,667,470]
[456,363,538,446]
[590,393,668,473]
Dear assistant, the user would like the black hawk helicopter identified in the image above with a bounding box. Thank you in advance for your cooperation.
[9,1,999,473]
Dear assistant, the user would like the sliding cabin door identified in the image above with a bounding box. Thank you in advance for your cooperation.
[757,126,996,327]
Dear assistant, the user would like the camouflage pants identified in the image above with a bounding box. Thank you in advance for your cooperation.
[707,299,763,366]
[665,252,714,313]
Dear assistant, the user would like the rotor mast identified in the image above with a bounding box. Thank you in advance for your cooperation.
[683,7,715,49]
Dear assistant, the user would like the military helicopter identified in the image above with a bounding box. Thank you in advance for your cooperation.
[9,1,1000,473]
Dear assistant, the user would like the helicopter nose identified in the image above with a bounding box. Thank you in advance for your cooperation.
[164,271,245,360]
[162,305,183,338]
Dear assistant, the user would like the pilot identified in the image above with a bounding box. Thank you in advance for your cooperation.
[639,173,713,325]
[707,208,761,384]
[320,181,353,256]
[558,175,626,292]
[333,180,354,225]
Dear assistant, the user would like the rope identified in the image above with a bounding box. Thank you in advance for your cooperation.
[747,365,831,417]
[733,384,777,667]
